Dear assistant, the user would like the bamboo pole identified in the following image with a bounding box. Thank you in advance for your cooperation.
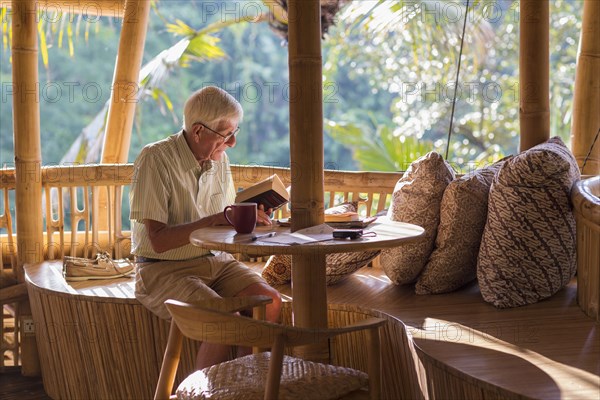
[11,0,42,376]
[288,0,328,362]
[571,0,600,174]
[98,0,149,228]
[101,0,150,164]
[519,0,550,151]
[288,1,324,232]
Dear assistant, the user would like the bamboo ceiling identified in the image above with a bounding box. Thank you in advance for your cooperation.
[3,0,126,17]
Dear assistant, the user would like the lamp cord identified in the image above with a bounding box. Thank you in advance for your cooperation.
[581,126,600,174]
[445,0,470,160]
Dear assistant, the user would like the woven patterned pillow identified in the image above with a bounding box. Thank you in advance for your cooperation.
[380,152,455,285]
[477,137,581,308]
[262,250,380,286]
[416,159,508,294]
[262,202,379,286]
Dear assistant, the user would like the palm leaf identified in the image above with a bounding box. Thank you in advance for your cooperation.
[37,19,49,69]
[341,0,494,62]
[166,19,196,37]
[327,120,433,171]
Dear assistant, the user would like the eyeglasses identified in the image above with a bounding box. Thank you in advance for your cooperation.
[193,121,239,142]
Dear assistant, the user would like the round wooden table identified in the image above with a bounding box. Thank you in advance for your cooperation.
[189,216,424,256]
[190,217,424,361]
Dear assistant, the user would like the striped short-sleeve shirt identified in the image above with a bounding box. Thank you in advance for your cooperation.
[129,131,235,260]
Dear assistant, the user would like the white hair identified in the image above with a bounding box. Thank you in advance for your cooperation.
[183,86,243,132]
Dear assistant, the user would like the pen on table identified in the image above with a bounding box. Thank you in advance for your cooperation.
[251,232,277,242]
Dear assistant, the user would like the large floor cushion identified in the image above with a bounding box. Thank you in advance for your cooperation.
[176,352,368,400]
[477,137,581,308]
[416,158,508,294]
[380,152,455,285]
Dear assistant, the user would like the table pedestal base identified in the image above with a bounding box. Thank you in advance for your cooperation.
[291,253,328,362]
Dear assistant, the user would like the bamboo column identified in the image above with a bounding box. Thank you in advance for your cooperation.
[519,0,550,151]
[101,0,149,164]
[288,0,327,361]
[11,0,43,376]
[96,0,149,233]
[571,0,600,174]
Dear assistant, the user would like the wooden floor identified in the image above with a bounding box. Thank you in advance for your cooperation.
[0,367,49,400]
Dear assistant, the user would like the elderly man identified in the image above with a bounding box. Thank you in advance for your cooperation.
[130,86,281,368]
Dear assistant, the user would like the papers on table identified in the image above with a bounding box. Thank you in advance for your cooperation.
[257,224,335,245]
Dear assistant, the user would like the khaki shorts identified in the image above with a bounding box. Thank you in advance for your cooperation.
[135,252,265,320]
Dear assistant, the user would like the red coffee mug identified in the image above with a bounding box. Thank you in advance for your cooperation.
[223,203,257,234]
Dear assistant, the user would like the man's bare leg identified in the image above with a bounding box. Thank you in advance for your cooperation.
[234,282,282,357]
[195,282,281,369]
[196,343,231,370]
[235,281,282,323]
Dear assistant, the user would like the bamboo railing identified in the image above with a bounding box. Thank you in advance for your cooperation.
[0,164,401,265]
[0,165,133,370]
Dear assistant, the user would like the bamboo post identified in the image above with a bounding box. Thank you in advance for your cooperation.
[519,0,550,151]
[571,0,600,174]
[288,0,328,362]
[101,0,149,164]
[11,0,43,376]
[98,0,149,231]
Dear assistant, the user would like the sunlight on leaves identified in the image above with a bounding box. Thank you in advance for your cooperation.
[37,19,49,69]
[166,19,196,37]
[1,8,8,52]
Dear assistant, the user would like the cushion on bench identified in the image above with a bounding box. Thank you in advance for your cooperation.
[416,158,508,294]
[380,152,455,285]
[261,250,380,286]
[477,137,581,308]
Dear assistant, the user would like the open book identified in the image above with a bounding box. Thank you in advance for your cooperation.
[235,174,289,210]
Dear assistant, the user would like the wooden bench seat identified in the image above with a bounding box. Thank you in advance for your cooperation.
[25,259,599,400]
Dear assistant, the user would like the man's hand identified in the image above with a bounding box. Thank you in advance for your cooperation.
[257,204,273,226]
[211,211,230,226]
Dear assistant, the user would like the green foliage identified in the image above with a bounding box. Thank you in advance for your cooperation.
[323,0,581,170]
[0,0,585,175]
[327,120,433,172]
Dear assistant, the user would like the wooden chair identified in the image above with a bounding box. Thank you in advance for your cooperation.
[155,295,272,400]
[155,298,386,400]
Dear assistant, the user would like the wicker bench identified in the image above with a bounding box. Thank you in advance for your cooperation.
[24,261,201,399]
